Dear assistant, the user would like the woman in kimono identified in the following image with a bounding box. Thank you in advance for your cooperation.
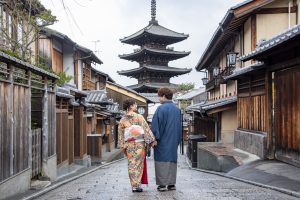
[118,98,156,192]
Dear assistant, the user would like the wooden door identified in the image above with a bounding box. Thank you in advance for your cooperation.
[274,67,300,167]
[52,49,63,73]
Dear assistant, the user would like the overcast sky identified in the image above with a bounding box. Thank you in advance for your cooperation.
[40,0,243,88]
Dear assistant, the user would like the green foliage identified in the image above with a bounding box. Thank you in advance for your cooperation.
[178,82,195,91]
[1,0,57,61]
[56,71,72,87]
[0,49,21,59]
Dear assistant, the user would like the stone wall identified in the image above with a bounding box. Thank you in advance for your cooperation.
[234,129,267,158]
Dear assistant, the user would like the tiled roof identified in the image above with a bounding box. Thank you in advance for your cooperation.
[63,83,88,97]
[106,102,121,114]
[176,88,206,100]
[118,65,191,76]
[201,96,237,111]
[120,23,188,44]
[119,47,190,60]
[86,90,111,104]
[185,102,206,113]
[140,93,160,103]
[128,82,178,90]
[240,24,300,61]
[224,62,265,80]
[0,51,59,79]
[186,96,237,113]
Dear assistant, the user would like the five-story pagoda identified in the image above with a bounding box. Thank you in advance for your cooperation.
[118,0,191,93]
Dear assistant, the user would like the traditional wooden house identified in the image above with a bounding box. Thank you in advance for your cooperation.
[118,0,191,93]
[39,28,113,169]
[85,90,121,162]
[226,24,300,167]
[194,0,297,146]
[0,51,58,199]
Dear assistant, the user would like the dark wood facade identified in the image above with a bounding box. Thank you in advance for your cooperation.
[0,52,57,183]
[237,72,268,132]
[238,24,300,166]
[274,66,300,166]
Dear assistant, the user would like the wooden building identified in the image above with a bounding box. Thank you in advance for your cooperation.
[227,25,300,167]
[118,0,191,93]
[39,28,112,169]
[0,51,58,198]
[85,90,121,162]
[194,0,298,149]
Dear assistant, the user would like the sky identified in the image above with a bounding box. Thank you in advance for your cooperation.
[40,0,244,89]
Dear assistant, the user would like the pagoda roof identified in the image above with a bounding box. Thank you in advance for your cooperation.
[128,82,178,92]
[120,23,189,45]
[117,65,191,77]
[119,47,190,61]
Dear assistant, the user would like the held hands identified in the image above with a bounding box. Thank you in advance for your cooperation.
[150,140,158,147]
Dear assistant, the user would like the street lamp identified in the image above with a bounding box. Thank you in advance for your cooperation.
[199,70,208,85]
[213,66,220,77]
[212,66,220,85]
[227,51,239,68]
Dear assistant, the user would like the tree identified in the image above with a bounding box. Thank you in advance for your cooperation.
[0,0,56,62]
[178,82,195,92]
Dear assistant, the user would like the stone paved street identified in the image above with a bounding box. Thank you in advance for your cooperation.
[35,154,298,200]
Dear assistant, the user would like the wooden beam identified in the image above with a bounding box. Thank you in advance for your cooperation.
[251,15,257,52]
[256,7,297,14]
[8,64,14,176]
[234,0,274,17]
[42,76,49,164]
[27,71,32,169]
[206,104,237,115]
[106,82,147,103]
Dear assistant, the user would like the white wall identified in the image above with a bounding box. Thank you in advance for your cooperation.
[221,108,237,143]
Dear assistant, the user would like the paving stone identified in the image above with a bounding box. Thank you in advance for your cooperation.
[35,155,298,200]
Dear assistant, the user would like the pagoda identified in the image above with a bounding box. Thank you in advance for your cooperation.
[118,0,191,93]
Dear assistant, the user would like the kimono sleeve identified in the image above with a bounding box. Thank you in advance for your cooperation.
[151,108,161,140]
[117,120,126,149]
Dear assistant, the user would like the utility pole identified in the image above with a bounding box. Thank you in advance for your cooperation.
[91,40,101,55]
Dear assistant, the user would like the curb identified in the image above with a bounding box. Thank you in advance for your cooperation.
[22,158,126,200]
[185,156,300,198]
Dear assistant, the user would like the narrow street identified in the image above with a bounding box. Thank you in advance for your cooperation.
[35,154,297,200]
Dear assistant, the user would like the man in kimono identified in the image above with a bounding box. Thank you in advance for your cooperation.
[151,87,182,191]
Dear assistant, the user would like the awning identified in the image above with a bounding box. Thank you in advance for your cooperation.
[186,96,237,114]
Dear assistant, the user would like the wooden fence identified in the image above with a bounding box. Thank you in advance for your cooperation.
[31,128,42,178]
[0,81,30,182]
[0,52,57,183]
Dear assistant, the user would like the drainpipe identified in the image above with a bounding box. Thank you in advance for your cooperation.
[215,120,218,142]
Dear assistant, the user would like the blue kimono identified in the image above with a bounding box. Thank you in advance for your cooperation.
[151,100,182,162]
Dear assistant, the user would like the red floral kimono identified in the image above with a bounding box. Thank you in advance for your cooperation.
[118,112,155,188]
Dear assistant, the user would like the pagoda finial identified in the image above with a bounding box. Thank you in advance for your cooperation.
[150,0,158,25]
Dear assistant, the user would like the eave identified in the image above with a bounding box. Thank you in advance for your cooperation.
[117,65,191,77]
[120,23,188,45]
[195,0,275,71]
[119,47,190,61]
